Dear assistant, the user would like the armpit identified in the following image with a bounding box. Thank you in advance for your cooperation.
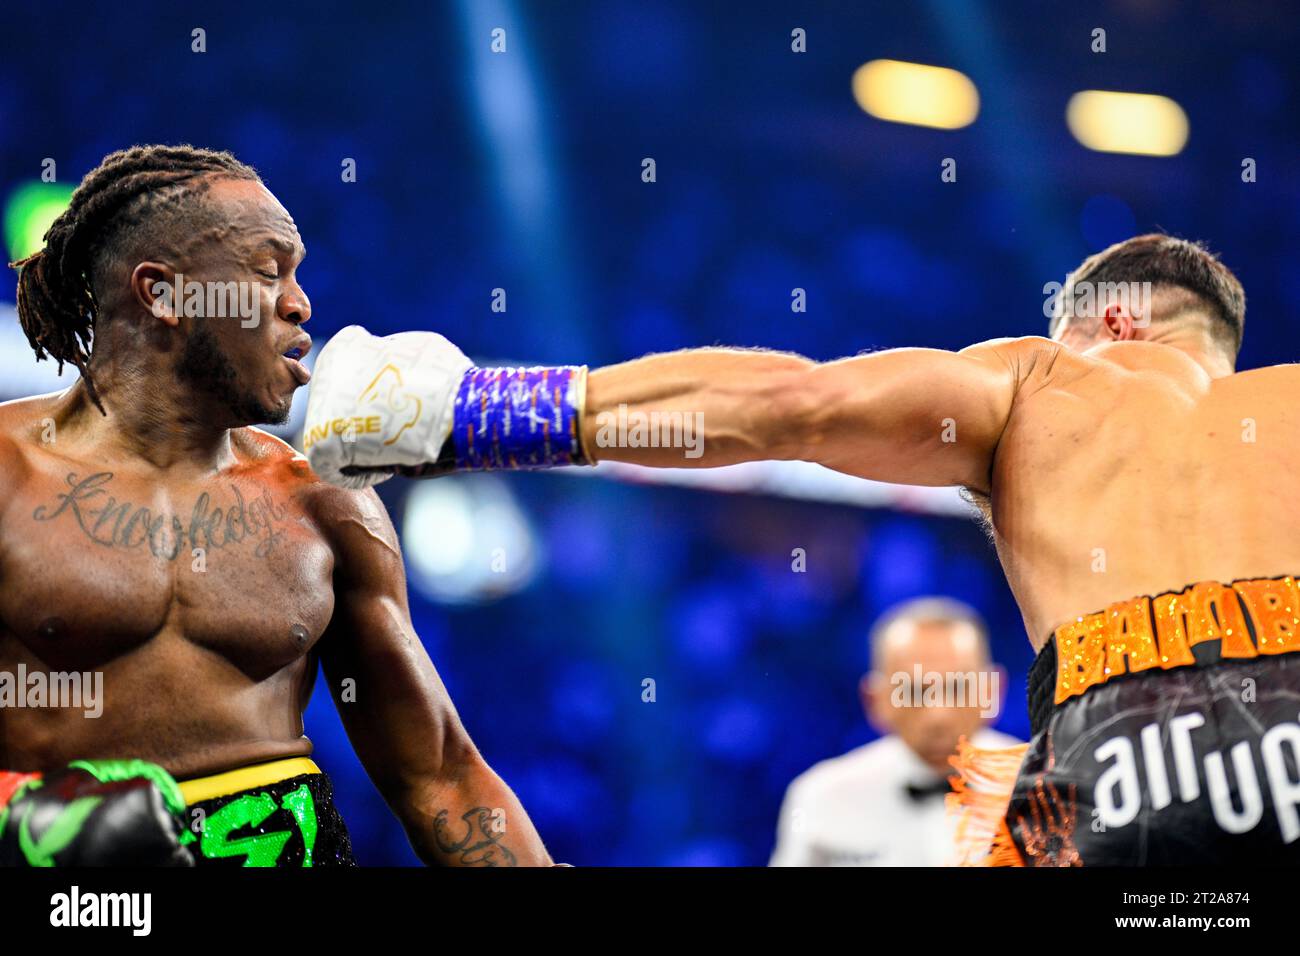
[958,486,996,542]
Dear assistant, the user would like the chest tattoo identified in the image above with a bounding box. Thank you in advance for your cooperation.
[33,471,291,561]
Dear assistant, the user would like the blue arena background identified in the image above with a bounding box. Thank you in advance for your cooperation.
[1,0,1297,864]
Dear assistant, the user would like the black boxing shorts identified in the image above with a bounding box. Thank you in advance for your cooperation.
[952,575,1300,866]
[176,757,357,867]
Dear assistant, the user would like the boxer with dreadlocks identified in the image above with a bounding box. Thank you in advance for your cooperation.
[0,144,556,867]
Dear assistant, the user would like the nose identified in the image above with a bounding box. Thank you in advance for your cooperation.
[279,282,311,326]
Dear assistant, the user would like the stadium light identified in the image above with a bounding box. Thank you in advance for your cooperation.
[852,59,980,130]
[4,181,74,262]
[1066,90,1189,156]
[402,474,539,605]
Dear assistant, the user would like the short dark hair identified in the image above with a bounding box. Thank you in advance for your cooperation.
[8,144,260,412]
[1049,234,1245,355]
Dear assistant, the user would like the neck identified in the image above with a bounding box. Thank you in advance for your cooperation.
[1077,317,1236,380]
[1141,324,1235,379]
[61,355,236,473]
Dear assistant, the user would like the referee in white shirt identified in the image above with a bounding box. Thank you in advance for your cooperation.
[770,597,1021,866]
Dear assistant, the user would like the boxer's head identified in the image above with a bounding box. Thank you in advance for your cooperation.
[862,597,1002,776]
[11,144,312,426]
[1048,234,1245,367]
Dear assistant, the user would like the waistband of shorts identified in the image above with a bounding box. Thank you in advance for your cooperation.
[1029,573,1300,735]
[177,757,321,804]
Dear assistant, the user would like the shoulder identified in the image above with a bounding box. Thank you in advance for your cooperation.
[960,336,1074,375]
[234,427,400,557]
[0,391,68,481]
[233,426,321,505]
[962,336,1104,397]
[233,425,307,468]
[0,423,24,505]
[0,390,66,439]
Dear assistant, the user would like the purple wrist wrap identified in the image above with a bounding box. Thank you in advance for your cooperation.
[452,366,587,470]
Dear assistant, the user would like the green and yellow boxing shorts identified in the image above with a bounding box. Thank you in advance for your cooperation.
[177,757,357,867]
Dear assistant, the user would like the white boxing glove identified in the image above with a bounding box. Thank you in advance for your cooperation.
[303,325,473,489]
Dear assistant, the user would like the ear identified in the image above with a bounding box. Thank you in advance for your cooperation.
[1101,301,1136,341]
[861,672,895,734]
[131,261,179,326]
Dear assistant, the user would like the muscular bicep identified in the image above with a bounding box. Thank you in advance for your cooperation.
[794,340,1027,492]
[316,489,475,802]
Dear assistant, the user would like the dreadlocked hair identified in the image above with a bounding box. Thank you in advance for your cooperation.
[8,144,260,412]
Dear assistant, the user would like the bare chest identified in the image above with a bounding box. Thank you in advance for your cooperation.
[0,468,335,679]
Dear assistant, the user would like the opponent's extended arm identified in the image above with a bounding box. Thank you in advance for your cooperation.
[304,328,1029,496]
[314,485,555,866]
[581,342,1025,492]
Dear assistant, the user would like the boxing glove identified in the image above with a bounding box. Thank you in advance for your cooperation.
[0,759,192,867]
[303,325,588,488]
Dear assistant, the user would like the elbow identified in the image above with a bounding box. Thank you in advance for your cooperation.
[392,738,487,823]
[757,367,835,462]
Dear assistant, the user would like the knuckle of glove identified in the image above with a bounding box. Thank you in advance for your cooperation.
[0,768,191,867]
[304,326,470,487]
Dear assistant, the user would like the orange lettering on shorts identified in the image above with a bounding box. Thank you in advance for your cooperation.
[1103,596,1160,681]
[1187,580,1256,658]
[1151,587,1197,669]
[1053,613,1106,704]
[1234,576,1300,655]
[1051,578,1285,706]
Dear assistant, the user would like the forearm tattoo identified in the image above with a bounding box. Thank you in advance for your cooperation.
[432,807,519,867]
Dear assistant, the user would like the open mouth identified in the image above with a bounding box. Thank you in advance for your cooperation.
[282,346,311,385]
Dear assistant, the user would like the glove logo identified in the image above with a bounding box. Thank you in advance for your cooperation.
[357,363,423,447]
[18,794,104,867]
[0,778,104,868]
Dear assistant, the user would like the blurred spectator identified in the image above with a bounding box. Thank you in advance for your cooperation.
[770,597,1019,866]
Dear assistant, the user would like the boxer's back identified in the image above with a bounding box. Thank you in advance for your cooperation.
[990,338,1300,644]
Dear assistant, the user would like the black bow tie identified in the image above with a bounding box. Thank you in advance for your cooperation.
[904,778,953,802]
